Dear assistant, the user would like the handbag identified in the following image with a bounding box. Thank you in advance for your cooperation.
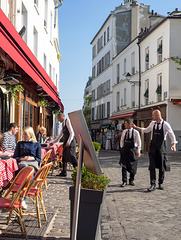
[163,155,170,171]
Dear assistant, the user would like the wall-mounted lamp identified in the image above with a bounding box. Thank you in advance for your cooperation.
[0,60,5,78]
[125,72,131,82]
[0,76,19,85]
[126,72,139,85]
[36,85,44,91]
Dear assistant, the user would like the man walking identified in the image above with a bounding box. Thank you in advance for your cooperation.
[120,119,141,187]
[133,110,177,191]
[50,113,77,177]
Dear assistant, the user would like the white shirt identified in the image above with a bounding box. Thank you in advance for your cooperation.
[51,118,75,144]
[120,128,141,153]
[141,119,177,144]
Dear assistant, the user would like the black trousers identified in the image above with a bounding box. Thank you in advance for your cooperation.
[62,158,77,174]
[150,169,165,185]
[149,149,165,185]
[122,167,135,183]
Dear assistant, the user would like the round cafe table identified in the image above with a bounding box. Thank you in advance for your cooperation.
[0,155,18,188]
[41,142,63,161]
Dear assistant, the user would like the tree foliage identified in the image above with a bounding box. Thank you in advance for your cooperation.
[171,57,181,70]
[83,95,92,129]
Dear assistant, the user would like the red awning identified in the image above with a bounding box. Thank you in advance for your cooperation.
[109,111,135,120]
[173,99,181,105]
[0,9,63,111]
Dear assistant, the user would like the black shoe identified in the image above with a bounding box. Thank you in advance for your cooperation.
[158,184,164,190]
[120,182,127,187]
[56,172,67,177]
[147,185,156,192]
[129,181,135,186]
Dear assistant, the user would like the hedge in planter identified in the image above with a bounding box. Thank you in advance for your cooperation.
[69,166,110,240]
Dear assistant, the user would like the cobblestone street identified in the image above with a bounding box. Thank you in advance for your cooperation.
[0,150,181,240]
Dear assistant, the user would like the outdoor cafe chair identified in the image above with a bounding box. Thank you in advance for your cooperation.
[0,166,35,240]
[40,149,52,189]
[51,144,63,175]
[40,149,52,167]
[11,162,53,228]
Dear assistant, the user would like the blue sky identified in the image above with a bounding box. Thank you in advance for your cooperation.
[58,0,181,117]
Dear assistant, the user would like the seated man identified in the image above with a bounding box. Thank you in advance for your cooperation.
[2,122,19,151]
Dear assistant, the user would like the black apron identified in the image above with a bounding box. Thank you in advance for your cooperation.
[121,129,138,175]
[148,121,170,171]
[62,119,76,163]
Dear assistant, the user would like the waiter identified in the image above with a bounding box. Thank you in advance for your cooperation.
[50,113,77,177]
[120,119,141,187]
[133,110,177,191]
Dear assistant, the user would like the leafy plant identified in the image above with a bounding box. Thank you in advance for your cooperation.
[157,42,162,54]
[53,109,62,116]
[156,84,162,94]
[6,84,23,104]
[145,53,149,62]
[72,166,111,191]
[171,57,181,70]
[40,97,48,107]
[93,142,101,153]
[144,88,149,98]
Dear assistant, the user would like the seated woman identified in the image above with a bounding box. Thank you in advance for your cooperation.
[13,126,41,209]
[36,126,49,143]
[13,126,41,172]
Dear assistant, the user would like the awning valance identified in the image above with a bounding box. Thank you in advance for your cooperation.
[0,9,63,111]
[109,111,135,120]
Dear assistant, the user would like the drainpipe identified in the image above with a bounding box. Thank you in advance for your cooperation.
[137,38,141,110]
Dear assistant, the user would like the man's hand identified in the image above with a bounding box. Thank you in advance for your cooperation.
[66,142,70,147]
[136,152,141,158]
[132,123,136,129]
[171,144,176,152]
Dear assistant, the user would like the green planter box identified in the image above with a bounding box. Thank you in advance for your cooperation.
[69,186,106,240]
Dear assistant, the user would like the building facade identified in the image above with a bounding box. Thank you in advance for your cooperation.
[0,0,63,139]
[89,0,181,152]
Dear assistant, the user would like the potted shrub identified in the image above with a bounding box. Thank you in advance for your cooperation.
[144,88,149,98]
[157,42,162,54]
[69,166,111,240]
[93,142,101,158]
[145,53,149,62]
[156,84,162,95]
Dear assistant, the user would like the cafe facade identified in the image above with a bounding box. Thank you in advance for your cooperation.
[0,2,63,140]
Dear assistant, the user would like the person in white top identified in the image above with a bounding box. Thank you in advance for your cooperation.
[50,113,77,176]
[120,119,141,187]
[133,109,177,191]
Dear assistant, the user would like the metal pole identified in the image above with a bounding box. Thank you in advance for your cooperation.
[71,136,84,240]
[138,42,141,110]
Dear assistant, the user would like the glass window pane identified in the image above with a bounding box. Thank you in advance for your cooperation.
[25,101,29,127]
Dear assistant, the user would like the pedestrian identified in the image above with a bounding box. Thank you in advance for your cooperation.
[120,119,141,187]
[133,109,177,191]
[49,112,77,177]
[2,122,19,151]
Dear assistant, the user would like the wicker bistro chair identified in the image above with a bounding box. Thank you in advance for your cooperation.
[0,166,35,240]
[40,149,52,167]
[40,149,52,190]
[51,144,63,175]
[11,162,53,228]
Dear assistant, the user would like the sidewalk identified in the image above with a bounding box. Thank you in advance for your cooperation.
[0,150,181,240]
